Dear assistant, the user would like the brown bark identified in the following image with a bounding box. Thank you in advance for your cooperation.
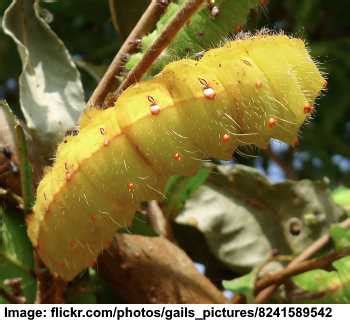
[98,234,227,303]
[88,0,172,108]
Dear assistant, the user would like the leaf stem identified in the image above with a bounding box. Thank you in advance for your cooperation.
[14,123,34,212]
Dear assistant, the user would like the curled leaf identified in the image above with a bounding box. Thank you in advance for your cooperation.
[2,0,85,154]
[176,165,344,271]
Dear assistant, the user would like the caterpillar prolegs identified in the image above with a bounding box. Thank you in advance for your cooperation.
[27,35,325,281]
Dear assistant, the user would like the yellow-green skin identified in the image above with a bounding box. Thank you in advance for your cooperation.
[28,35,325,281]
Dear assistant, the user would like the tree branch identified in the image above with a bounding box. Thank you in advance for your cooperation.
[98,234,227,303]
[255,218,350,303]
[255,246,350,293]
[115,0,206,96]
[88,0,172,108]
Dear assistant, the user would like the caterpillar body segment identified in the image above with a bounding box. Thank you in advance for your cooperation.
[28,35,325,281]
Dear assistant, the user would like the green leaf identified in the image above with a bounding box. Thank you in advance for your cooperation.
[0,206,36,303]
[176,165,344,271]
[164,167,211,218]
[66,269,97,304]
[2,0,85,152]
[292,256,350,303]
[330,226,350,250]
[66,268,120,304]
[291,219,350,303]
[332,187,350,214]
[223,271,255,303]
[14,123,33,212]
[120,212,158,237]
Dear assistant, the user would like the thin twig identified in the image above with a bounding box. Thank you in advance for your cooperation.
[292,222,350,263]
[255,247,350,293]
[255,218,350,303]
[115,0,206,96]
[108,0,121,35]
[88,0,171,108]
[147,200,174,240]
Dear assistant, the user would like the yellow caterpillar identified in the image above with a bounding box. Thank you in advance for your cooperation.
[27,34,326,281]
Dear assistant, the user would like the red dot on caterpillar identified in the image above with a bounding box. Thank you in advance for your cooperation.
[303,103,314,114]
[203,87,216,99]
[128,182,135,192]
[173,152,182,161]
[65,172,72,181]
[69,240,78,250]
[222,134,231,143]
[255,80,263,89]
[103,139,110,146]
[148,95,161,115]
[150,104,160,115]
[90,213,97,223]
[268,117,277,128]
[199,78,216,99]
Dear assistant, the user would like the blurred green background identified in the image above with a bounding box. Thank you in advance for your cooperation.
[1,0,349,184]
